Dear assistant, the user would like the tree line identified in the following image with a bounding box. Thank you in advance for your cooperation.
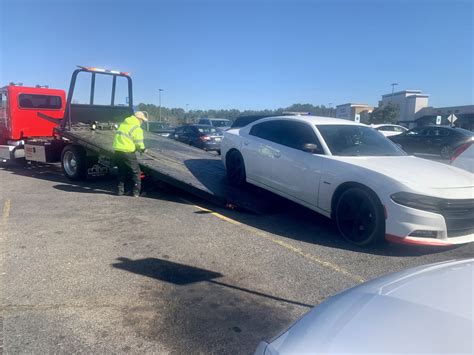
[137,103,336,126]
[136,102,400,126]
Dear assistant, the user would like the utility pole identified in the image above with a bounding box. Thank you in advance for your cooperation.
[158,88,164,122]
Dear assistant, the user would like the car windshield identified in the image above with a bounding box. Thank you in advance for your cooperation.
[211,120,230,127]
[197,127,222,134]
[317,124,406,156]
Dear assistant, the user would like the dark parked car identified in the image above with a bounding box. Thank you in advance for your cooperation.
[145,121,175,137]
[389,125,474,159]
[172,124,223,153]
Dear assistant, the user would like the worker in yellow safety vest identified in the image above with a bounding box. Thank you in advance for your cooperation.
[113,111,148,197]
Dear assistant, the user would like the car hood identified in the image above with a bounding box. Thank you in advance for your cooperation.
[263,259,473,354]
[333,155,474,191]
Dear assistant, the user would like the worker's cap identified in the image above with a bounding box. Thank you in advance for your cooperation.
[134,111,148,122]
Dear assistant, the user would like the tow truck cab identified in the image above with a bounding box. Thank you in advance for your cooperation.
[0,84,66,161]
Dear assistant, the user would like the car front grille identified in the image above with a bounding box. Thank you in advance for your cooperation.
[439,199,474,237]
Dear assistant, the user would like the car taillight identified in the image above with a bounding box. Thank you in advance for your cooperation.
[451,142,472,162]
[199,135,211,141]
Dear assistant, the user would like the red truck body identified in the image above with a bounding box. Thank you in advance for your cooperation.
[0,85,66,145]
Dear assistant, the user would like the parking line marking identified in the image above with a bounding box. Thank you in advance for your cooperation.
[181,198,365,283]
[2,199,10,226]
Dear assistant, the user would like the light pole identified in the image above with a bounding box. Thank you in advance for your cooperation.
[185,104,189,123]
[158,88,164,122]
[328,102,333,117]
[390,83,398,101]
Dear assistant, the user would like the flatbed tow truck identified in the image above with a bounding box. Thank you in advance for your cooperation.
[6,66,265,213]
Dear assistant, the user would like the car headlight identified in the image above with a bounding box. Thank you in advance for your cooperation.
[391,192,441,213]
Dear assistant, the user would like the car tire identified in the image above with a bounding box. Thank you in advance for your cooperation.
[335,187,385,246]
[61,145,87,181]
[226,150,246,186]
[440,145,454,159]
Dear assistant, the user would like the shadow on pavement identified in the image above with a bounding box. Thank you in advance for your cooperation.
[112,256,310,353]
[188,188,466,258]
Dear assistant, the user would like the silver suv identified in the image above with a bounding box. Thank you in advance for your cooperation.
[197,118,231,130]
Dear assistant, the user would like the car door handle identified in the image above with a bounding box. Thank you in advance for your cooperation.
[273,152,281,158]
[244,141,249,146]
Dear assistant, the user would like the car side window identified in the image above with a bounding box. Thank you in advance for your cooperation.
[279,121,323,153]
[249,121,285,143]
[184,126,194,134]
[380,126,393,131]
[393,126,405,132]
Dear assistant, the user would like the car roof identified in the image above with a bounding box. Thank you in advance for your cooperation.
[371,124,405,128]
[252,115,367,127]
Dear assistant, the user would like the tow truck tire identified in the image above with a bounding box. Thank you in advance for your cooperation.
[61,145,87,181]
[226,150,246,186]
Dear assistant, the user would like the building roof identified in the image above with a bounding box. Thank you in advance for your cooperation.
[336,103,371,108]
[381,90,423,98]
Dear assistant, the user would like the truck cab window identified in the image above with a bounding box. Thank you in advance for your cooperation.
[19,94,62,109]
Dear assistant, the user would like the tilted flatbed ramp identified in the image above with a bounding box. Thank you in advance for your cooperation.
[58,128,269,213]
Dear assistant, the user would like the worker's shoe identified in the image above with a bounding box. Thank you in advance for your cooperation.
[132,187,140,197]
[117,183,125,196]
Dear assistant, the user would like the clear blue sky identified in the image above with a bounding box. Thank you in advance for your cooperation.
[1,0,472,110]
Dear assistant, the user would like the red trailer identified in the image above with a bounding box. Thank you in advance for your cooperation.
[0,84,65,161]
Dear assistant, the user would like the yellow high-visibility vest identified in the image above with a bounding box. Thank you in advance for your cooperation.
[113,115,145,153]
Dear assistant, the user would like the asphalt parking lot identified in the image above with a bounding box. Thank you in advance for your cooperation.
[1,163,473,353]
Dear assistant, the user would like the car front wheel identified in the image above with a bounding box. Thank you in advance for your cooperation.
[226,150,246,186]
[335,187,385,246]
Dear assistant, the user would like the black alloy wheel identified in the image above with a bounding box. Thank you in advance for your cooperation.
[335,187,385,246]
[226,150,246,186]
[440,145,454,159]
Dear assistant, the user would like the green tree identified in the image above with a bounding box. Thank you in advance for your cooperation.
[369,103,399,124]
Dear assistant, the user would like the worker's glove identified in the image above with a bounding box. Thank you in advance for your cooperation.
[139,148,148,154]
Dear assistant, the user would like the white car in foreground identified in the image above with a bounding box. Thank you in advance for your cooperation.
[255,259,473,354]
[451,141,474,173]
[371,123,408,137]
[221,116,474,246]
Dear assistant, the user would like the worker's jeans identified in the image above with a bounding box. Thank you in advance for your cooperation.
[114,151,141,192]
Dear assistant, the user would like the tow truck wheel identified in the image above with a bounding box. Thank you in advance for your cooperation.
[226,150,246,186]
[61,145,87,181]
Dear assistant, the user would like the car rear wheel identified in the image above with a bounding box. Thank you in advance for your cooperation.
[440,145,454,159]
[226,150,246,186]
[61,145,87,181]
[335,187,385,246]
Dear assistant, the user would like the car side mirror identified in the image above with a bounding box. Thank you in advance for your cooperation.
[302,143,320,154]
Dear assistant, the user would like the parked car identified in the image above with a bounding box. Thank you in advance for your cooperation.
[145,121,175,137]
[198,118,232,130]
[371,123,408,137]
[221,116,474,246]
[173,124,223,153]
[389,125,474,159]
[255,259,474,355]
[231,115,274,129]
[451,141,474,173]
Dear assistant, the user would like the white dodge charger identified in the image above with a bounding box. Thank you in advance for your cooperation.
[221,116,474,246]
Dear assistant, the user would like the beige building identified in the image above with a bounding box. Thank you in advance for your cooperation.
[336,103,373,122]
[379,90,429,126]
